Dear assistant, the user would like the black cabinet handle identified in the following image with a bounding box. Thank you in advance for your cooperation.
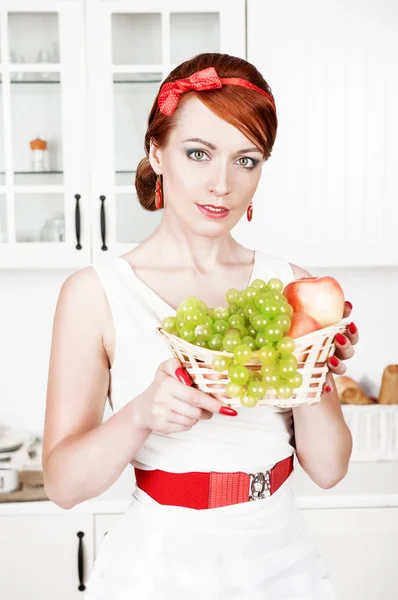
[74,194,82,250]
[77,531,85,591]
[100,195,107,251]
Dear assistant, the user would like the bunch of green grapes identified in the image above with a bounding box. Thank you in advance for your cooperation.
[161,278,303,408]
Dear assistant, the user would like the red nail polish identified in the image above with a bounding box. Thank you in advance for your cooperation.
[348,322,357,335]
[329,356,339,367]
[346,301,353,310]
[335,334,346,345]
[220,406,238,417]
[324,385,332,393]
[175,367,193,386]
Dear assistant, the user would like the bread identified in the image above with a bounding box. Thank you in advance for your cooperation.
[335,375,373,405]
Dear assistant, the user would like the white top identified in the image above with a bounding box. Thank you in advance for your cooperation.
[90,250,297,474]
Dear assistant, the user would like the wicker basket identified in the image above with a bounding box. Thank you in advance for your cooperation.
[341,404,398,461]
[157,319,349,408]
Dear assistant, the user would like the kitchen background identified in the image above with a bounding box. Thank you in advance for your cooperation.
[0,1,397,599]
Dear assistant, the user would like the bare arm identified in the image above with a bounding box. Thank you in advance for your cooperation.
[42,267,151,509]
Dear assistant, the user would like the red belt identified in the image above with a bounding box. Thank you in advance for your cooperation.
[134,455,294,510]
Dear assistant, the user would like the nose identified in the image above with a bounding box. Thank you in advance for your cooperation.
[208,162,232,197]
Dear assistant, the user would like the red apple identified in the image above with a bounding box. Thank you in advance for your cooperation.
[283,276,345,328]
[287,312,322,339]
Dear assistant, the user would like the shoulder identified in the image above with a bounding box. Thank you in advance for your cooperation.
[288,262,313,280]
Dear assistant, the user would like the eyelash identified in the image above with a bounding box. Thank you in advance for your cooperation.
[186,150,259,169]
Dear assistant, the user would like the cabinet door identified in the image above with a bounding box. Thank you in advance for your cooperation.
[86,0,246,264]
[0,513,94,600]
[94,513,124,559]
[243,0,398,267]
[302,507,398,600]
[0,1,91,268]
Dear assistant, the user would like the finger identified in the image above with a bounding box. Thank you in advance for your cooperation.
[343,301,353,319]
[322,373,335,394]
[177,384,238,416]
[168,397,212,421]
[156,357,187,382]
[345,321,359,346]
[327,355,347,375]
[333,333,355,361]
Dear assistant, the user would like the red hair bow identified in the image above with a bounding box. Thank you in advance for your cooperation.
[157,67,222,116]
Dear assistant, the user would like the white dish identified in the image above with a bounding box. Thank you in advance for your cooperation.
[0,427,36,453]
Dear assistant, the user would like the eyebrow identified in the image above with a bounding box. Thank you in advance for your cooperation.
[182,137,262,154]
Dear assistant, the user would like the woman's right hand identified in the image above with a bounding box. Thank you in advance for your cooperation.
[131,358,238,435]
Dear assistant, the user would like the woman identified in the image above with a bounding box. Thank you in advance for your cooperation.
[43,53,358,599]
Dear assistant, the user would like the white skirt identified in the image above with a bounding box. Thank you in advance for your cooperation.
[84,476,337,600]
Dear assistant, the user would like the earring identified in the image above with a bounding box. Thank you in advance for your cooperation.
[247,202,253,222]
[155,173,163,209]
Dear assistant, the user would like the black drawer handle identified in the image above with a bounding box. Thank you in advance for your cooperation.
[100,195,107,251]
[75,194,82,250]
[77,531,85,591]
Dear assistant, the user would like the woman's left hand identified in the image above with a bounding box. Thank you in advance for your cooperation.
[322,301,359,391]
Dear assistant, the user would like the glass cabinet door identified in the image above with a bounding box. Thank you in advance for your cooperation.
[0,1,90,268]
[86,0,245,263]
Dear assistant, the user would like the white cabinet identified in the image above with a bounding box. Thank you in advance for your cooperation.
[0,513,94,599]
[0,0,246,268]
[94,512,124,559]
[243,0,398,267]
[302,507,398,600]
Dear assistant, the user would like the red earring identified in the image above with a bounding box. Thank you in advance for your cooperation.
[155,174,163,209]
[247,202,253,222]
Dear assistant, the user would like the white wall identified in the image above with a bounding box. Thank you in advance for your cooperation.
[0,263,396,437]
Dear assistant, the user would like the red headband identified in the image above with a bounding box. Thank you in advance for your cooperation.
[155,66,275,117]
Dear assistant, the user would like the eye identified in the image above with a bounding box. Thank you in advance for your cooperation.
[186,150,209,161]
[237,157,259,169]
[186,150,259,169]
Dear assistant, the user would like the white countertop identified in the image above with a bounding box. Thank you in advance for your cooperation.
[1,461,397,515]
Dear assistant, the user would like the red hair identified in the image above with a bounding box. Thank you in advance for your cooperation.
[135,53,278,211]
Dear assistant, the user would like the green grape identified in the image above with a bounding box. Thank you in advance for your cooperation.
[279,355,298,369]
[247,380,267,400]
[273,314,291,334]
[248,325,258,338]
[262,370,279,388]
[178,297,201,313]
[255,332,271,347]
[201,315,214,328]
[248,369,262,381]
[243,303,258,320]
[240,393,258,408]
[162,316,177,332]
[213,306,230,320]
[254,293,270,311]
[208,308,216,320]
[258,298,281,318]
[228,364,249,384]
[232,324,248,337]
[233,344,253,364]
[226,381,243,398]
[267,291,283,302]
[207,333,224,351]
[184,309,205,328]
[226,288,239,304]
[276,336,296,355]
[194,324,212,342]
[228,313,245,327]
[179,327,196,343]
[258,345,278,365]
[279,301,293,318]
[266,278,284,293]
[260,363,275,377]
[244,287,259,303]
[287,371,303,388]
[275,385,294,400]
[223,332,241,352]
[278,357,298,379]
[176,316,186,330]
[237,308,246,318]
[212,355,232,372]
[194,340,207,347]
[235,292,247,307]
[198,300,208,314]
[250,313,269,332]
[213,319,229,334]
[228,303,239,313]
[251,279,268,292]
[241,335,257,351]
[263,323,284,343]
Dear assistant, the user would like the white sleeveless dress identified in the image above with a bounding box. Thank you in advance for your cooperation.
[84,249,337,600]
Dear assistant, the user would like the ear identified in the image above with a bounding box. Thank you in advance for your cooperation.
[148,137,162,174]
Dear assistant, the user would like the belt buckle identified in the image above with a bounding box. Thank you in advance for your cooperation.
[248,470,271,501]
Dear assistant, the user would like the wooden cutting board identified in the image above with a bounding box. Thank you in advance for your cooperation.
[0,470,48,502]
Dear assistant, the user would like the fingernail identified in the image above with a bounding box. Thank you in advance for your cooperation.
[346,301,353,310]
[348,322,357,335]
[175,367,193,386]
[220,406,238,417]
[335,334,347,346]
[329,356,339,368]
[324,384,332,393]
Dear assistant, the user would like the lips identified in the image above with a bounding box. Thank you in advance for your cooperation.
[195,204,231,219]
